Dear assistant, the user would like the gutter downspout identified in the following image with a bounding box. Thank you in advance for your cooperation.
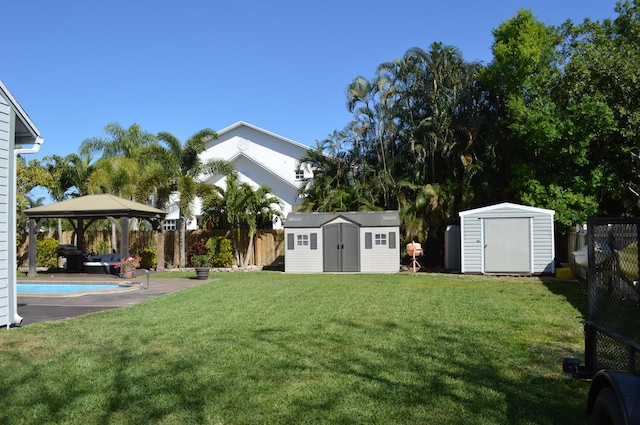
[9,136,43,327]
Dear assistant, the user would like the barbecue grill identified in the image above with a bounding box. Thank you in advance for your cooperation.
[56,244,84,271]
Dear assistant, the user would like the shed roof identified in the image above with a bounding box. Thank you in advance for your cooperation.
[24,194,167,219]
[459,202,555,217]
[285,211,400,228]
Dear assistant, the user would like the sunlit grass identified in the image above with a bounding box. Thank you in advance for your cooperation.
[1,272,589,424]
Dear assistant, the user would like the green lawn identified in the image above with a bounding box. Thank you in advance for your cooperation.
[1,272,589,424]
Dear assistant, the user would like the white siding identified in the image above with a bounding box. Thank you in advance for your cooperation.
[284,228,323,273]
[359,226,399,273]
[199,123,310,226]
[285,225,400,273]
[460,215,483,273]
[532,213,555,273]
[0,98,10,324]
[460,203,555,274]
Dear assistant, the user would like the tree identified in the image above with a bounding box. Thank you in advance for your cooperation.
[146,129,234,268]
[202,172,282,268]
[480,9,601,229]
[79,122,157,160]
[558,0,640,218]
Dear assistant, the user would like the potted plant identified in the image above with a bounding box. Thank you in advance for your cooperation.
[116,255,141,280]
[191,254,211,280]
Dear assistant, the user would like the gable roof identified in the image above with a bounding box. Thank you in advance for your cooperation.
[459,202,555,217]
[226,150,301,191]
[216,121,311,151]
[24,194,167,219]
[0,80,41,144]
[285,211,400,228]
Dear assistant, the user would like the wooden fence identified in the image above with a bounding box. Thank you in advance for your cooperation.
[20,229,285,269]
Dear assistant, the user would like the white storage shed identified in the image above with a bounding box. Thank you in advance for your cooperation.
[284,211,400,273]
[459,202,555,275]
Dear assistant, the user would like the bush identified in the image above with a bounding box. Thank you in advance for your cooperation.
[188,239,209,267]
[139,249,156,269]
[191,254,210,268]
[93,239,111,255]
[207,236,234,268]
[36,238,59,269]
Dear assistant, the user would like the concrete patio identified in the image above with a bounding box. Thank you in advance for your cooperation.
[15,271,212,326]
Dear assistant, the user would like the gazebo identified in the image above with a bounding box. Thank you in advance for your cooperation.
[23,194,167,277]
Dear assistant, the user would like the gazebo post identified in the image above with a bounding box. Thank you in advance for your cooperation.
[120,217,130,258]
[27,218,38,277]
[155,219,165,272]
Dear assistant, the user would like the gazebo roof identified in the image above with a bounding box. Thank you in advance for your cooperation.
[24,194,167,219]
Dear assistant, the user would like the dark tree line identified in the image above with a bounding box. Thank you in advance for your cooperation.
[298,1,640,249]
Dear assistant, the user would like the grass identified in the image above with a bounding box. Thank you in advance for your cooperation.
[1,272,589,424]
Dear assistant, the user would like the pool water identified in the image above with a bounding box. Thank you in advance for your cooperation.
[17,283,123,294]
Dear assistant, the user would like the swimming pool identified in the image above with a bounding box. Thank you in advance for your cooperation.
[17,283,126,295]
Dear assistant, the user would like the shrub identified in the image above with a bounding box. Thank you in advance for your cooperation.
[191,254,210,268]
[139,249,156,269]
[36,238,59,269]
[207,236,234,268]
[93,239,111,255]
[188,239,209,267]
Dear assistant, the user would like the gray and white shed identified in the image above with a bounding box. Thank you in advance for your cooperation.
[459,202,555,275]
[284,211,400,273]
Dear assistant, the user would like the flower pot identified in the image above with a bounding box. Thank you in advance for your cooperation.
[123,270,135,280]
[195,267,210,280]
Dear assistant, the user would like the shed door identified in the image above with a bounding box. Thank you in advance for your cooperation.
[323,223,360,272]
[484,218,531,273]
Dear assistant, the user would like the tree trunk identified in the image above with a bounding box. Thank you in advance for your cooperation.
[179,214,186,268]
[242,233,254,268]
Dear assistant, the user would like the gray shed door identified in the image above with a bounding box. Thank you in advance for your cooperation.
[484,218,530,272]
[323,223,360,272]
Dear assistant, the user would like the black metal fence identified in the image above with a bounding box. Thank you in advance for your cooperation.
[586,218,640,374]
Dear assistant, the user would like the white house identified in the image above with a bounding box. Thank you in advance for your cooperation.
[459,202,555,275]
[284,211,401,273]
[186,121,312,230]
[0,81,43,327]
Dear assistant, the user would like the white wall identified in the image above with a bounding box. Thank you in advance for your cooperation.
[285,225,400,273]
[359,226,400,273]
[284,227,323,273]
[0,97,10,324]
[460,203,555,274]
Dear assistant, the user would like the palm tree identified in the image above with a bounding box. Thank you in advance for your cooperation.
[202,172,282,268]
[41,155,76,240]
[144,129,234,268]
[79,122,157,160]
[66,152,95,197]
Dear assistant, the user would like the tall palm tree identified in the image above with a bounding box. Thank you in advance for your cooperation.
[143,129,234,268]
[79,122,157,160]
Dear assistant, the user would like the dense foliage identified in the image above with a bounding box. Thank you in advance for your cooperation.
[298,1,640,244]
[18,2,640,262]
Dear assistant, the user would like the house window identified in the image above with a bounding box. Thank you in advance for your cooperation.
[297,234,309,246]
[164,220,177,231]
[295,169,305,180]
[375,233,387,246]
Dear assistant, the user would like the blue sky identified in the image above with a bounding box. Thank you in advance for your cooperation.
[3,0,620,164]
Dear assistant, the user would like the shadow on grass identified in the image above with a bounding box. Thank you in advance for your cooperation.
[250,318,590,424]
[1,276,592,424]
[539,276,589,320]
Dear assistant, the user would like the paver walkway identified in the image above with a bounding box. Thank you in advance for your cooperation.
[16,272,211,326]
